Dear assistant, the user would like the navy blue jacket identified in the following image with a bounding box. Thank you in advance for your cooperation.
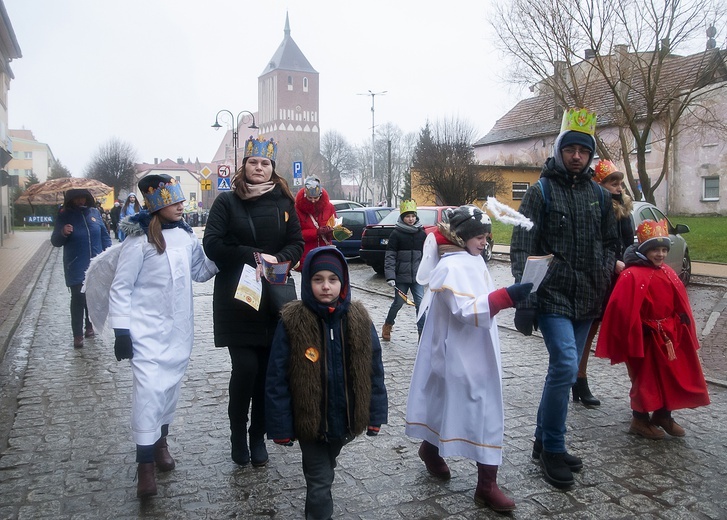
[266,247,387,441]
[51,190,112,286]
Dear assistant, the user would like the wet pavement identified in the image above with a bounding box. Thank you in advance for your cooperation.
[1,250,727,519]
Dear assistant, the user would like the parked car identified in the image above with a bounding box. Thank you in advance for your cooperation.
[631,201,691,285]
[333,207,394,258]
[330,199,365,211]
[359,206,494,274]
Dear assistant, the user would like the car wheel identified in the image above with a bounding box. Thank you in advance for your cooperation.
[679,249,691,286]
[482,238,493,263]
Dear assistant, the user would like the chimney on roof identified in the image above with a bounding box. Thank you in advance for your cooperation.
[614,44,628,57]
[660,38,670,56]
[177,158,184,164]
[584,49,595,60]
[154,158,158,164]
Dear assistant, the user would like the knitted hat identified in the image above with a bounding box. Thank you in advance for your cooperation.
[560,130,594,152]
[438,205,492,247]
[304,176,322,198]
[138,174,186,213]
[309,248,345,281]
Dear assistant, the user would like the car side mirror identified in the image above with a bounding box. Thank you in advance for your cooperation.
[674,223,690,234]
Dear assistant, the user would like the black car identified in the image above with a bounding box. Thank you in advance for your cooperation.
[333,207,394,258]
[359,206,493,274]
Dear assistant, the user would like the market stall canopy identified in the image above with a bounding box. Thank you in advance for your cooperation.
[15,178,113,208]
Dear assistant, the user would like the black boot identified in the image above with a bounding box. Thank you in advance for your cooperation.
[572,377,600,407]
[231,433,250,465]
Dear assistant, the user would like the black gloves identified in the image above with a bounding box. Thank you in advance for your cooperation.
[514,308,538,336]
[366,426,381,437]
[505,283,533,304]
[113,329,133,361]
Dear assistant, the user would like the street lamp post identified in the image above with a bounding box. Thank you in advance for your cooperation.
[358,90,386,203]
[211,110,258,175]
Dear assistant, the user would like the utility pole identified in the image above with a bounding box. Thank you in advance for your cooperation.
[358,90,386,204]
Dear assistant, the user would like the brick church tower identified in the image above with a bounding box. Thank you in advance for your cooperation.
[258,14,325,187]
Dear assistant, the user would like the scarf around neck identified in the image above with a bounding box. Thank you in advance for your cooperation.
[235,181,275,200]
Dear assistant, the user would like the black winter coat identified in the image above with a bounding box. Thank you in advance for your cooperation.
[384,219,426,283]
[203,187,303,347]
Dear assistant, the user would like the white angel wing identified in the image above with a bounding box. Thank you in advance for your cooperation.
[82,243,123,334]
[416,232,439,285]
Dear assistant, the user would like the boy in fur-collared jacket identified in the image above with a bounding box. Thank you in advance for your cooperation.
[266,247,388,520]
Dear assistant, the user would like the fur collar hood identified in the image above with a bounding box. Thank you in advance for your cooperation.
[118,210,193,238]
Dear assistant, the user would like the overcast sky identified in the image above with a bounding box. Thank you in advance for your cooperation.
[5,0,526,177]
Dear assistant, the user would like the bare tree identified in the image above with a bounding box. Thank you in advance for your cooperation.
[320,130,356,198]
[491,0,727,204]
[414,118,504,205]
[48,159,72,180]
[85,138,138,199]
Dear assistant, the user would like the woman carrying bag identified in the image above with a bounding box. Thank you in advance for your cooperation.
[203,136,303,467]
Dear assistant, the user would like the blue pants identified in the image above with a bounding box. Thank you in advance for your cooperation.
[535,314,593,453]
[299,439,345,520]
[384,282,425,334]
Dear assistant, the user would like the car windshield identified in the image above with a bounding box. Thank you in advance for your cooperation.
[377,208,438,226]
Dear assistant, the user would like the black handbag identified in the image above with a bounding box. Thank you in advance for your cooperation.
[245,208,297,316]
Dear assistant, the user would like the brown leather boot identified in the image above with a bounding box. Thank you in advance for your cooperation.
[382,323,393,341]
[84,323,95,338]
[73,336,84,349]
[651,411,686,437]
[154,437,175,472]
[629,416,665,440]
[136,462,157,498]
[418,440,450,479]
[474,463,516,512]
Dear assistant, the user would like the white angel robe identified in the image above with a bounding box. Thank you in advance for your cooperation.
[405,250,504,465]
[108,227,217,446]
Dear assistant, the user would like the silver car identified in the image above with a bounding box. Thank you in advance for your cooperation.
[631,201,691,285]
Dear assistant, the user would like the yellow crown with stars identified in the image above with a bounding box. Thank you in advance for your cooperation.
[400,199,417,215]
[560,108,597,136]
[243,135,278,162]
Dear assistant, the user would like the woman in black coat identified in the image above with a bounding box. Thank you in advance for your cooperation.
[203,136,303,467]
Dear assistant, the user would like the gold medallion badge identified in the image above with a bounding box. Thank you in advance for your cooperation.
[305,347,319,363]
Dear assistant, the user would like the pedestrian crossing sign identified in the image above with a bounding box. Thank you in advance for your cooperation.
[217,178,231,191]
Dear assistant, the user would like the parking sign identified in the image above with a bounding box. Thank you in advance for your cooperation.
[293,161,303,186]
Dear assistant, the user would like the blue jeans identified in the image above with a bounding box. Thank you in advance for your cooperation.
[384,282,425,334]
[535,314,593,453]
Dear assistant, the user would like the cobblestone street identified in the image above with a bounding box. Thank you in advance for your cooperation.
[1,250,726,519]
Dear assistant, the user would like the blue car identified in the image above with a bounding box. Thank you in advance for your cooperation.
[333,207,394,258]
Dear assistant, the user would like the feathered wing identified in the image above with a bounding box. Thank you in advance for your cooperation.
[82,243,123,333]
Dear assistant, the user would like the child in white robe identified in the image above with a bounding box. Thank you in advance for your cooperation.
[108,174,217,499]
[405,205,531,513]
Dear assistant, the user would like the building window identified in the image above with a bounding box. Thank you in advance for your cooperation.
[175,176,181,183]
[703,177,719,201]
[24,151,32,159]
[24,169,32,175]
[512,182,530,201]
[303,77,309,92]
[288,75,293,91]
[632,130,651,153]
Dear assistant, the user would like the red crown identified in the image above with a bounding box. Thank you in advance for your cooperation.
[636,219,668,244]
[593,159,619,183]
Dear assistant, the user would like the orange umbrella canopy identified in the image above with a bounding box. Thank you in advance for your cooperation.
[15,178,113,206]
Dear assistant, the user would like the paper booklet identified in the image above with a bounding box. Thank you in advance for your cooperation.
[235,264,262,310]
[521,254,554,293]
[254,251,291,285]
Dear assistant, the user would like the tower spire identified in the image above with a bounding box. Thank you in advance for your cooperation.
[284,11,290,37]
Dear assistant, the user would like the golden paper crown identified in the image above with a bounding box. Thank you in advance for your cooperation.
[400,199,417,215]
[636,219,669,244]
[593,159,622,183]
[560,108,597,136]
[243,135,278,162]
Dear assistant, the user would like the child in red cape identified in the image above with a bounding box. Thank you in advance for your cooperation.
[596,219,709,439]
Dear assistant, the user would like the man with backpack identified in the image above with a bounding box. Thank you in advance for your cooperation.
[510,108,618,489]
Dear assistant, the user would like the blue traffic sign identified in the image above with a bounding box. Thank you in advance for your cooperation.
[293,161,303,178]
[217,178,231,191]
